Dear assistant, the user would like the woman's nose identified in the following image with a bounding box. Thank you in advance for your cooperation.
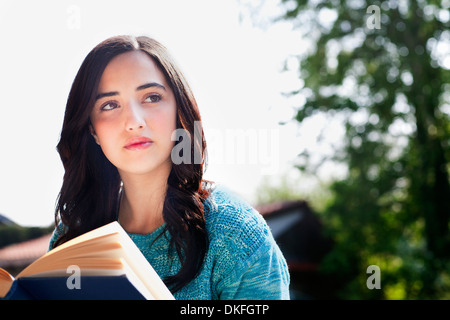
[125,102,146,132]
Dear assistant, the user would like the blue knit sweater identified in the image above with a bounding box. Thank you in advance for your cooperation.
[49,184,290,300]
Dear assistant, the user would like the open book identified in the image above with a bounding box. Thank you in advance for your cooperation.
[0,221,174,300]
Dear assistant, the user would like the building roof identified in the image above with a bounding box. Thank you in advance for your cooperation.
[0,214,16,226]
[255,200,309,217]
[0,234,52,269]
[256,199,333,273]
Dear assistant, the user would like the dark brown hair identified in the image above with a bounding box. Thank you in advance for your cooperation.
[53,35,211,292]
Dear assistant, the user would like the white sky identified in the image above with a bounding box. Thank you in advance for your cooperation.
[0,0,334,226]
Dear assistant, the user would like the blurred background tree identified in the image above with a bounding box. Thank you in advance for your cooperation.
[0,224,53,249]
[275,0,450,299]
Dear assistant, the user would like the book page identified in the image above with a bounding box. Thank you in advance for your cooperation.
[0,268,14,298]
[17,241,123,278]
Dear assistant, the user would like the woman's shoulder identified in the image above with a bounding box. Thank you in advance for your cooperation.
[203,183,271,255]
[203,183,264,228]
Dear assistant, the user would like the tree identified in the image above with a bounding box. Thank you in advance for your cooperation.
[278,0,450,299]
[0,225,54,249]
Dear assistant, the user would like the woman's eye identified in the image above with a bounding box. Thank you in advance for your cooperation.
[145,94,161,103]
[101,102,119,111]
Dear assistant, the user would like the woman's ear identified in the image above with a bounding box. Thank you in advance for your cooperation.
[89,124,100,145]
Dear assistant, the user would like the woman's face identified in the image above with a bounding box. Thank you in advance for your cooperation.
[90,50,177,177]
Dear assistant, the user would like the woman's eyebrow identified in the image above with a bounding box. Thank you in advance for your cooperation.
[136,82,166,91]
[95,91,119,100]
[95,82,166,101]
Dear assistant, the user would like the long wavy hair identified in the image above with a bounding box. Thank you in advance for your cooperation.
[53,35,212,292]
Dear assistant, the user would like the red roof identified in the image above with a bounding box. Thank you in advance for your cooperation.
[255,200,309,217]
[0,234,52,268]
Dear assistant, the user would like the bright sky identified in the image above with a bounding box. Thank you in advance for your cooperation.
[0,0,331,227]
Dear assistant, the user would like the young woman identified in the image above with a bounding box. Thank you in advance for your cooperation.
[49,35,290,299]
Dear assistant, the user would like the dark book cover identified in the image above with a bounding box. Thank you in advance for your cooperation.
[3,275,146,300]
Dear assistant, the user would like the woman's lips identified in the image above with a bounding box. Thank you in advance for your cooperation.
[124,137,154,150]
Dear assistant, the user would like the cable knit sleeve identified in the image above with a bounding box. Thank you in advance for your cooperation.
[205,185,290,300]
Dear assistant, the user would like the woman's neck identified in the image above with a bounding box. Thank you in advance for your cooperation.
[118,167,170,234]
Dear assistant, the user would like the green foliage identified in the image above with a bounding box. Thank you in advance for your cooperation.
[0,225,53,249]
[279,0,450,299]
